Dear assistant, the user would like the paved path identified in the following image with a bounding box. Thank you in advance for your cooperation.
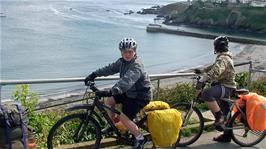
[103,131,265,149]
[178,131,265,149]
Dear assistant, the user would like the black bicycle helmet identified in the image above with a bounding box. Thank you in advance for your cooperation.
[119,38,137,52]
[214,36,229,53]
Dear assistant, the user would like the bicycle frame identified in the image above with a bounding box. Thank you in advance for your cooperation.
[182,98,197,126]
[65,83,147,143]
[174,76,254,147]
[221,97,249,130]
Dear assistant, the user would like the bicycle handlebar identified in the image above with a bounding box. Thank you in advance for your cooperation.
[85,81,99,92]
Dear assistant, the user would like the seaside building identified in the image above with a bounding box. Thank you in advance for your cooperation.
[194,0,266,5]
[249,0,266,7]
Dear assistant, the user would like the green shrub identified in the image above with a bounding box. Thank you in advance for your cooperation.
[250,76,266,96]
[235,72,249,88]
[234,72,266,96]
[155,83,196,104]
[12,84,38,121]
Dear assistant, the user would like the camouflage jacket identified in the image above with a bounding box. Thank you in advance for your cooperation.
[93,56,151,100]
[203,52,236,88]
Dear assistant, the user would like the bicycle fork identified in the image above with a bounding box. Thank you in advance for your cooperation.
[72,109,94,142]
[182,102,195,126]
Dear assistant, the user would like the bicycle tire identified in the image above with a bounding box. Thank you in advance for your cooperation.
[172,103,204,147]
[47,113,101,149]
[230,111,266,147]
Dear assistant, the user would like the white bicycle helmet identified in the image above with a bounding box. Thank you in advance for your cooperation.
[119,38,137,52]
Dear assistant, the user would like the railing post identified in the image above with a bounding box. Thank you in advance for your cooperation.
[248,61,252,89]
[0,85,2,104]
[156,79,160,99]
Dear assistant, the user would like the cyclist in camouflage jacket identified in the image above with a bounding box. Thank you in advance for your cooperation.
[84,38,151,149]
[194,36,236,143]
[202,51,236,89]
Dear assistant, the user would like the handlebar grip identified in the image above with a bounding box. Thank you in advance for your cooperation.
[85,81,99,92]
[90,85,99,92]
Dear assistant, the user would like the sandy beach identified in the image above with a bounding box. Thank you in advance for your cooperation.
[233,44,266,70]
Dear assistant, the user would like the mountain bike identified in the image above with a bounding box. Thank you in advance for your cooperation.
[173,76,266,147]
[47,81,157,149]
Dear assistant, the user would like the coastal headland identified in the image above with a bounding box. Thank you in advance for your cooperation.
[139,1,266,34]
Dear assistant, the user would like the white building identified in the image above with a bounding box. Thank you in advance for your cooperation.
[250,0,266,7]
[239,0,252,3]
[193,0,265,4]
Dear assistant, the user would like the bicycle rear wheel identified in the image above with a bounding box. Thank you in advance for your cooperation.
[172,103,204,147]
[230,111,266,147]
[47,113,101,149]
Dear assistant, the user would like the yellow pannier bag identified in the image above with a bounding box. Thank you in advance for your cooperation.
[147,108,182,147]
[143,101,170,111]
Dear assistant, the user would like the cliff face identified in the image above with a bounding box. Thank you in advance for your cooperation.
[161,2,266,33]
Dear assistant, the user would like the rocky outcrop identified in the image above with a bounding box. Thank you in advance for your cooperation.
[161,2,266,33]
[137,5,160,15]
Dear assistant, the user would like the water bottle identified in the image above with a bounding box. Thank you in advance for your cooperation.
[27,127,36,149]
[113,115,127,134]
[115,121,127,134]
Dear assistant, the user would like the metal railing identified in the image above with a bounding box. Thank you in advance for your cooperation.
[0,73,195,103]
[1,61,265,106]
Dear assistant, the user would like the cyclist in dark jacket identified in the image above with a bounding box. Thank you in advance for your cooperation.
[195,36,236,142]
[84,38,151,149]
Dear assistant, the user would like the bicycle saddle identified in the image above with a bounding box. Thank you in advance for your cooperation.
[235,89,249,95]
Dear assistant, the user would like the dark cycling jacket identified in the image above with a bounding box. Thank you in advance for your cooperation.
[93,56,151,100]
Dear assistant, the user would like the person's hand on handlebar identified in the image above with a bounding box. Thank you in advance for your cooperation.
[195,76,207,90]
[95,90,112,97]
[194,69,202,74]
[84,72,97,85]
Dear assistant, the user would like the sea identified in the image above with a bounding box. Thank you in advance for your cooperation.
[1,0,265,101]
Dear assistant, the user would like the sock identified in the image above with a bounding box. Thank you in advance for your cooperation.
[214,111,223,120]
[136,134,144,140]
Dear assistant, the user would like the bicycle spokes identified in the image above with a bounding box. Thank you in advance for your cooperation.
[230,112,266,147]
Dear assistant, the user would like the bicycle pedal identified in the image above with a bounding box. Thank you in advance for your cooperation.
[101,126,115,134]
[116,137,134,146]
[102,131,116,138]
[215,124,225,132]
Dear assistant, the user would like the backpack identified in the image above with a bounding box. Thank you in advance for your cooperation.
[0,102,27,149]
[147,108,182,147]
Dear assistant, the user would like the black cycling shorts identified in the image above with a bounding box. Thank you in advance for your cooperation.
[113,94,149,120]
[201,84,235,115]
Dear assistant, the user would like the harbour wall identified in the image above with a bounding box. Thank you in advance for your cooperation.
[146,25,266,45]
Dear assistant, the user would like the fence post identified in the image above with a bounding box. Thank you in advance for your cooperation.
[0,85,2,103]
[247,61,253,89]
[156,79,160,99]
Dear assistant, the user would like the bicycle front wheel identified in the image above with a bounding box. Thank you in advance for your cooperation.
[47,113,101,149]
[172,103,204,147]
[230,111,266,147]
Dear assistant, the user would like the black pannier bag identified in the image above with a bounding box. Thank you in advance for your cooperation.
[0,102,27,149]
